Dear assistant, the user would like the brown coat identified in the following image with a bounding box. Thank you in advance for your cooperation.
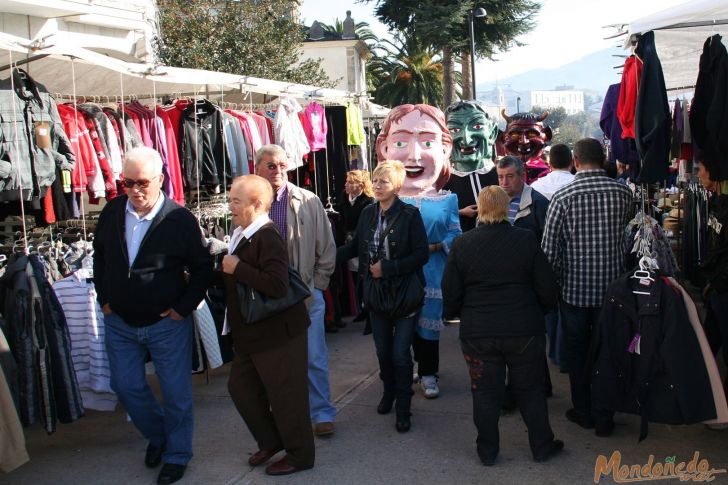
[221,222,310,354]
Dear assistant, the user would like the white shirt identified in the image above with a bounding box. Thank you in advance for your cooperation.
[125,193,165,266]
[530,170,576,200]
[228,213,271,254]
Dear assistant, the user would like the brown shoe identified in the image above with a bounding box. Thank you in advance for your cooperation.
[248,447,283,466]
[265,457,313,476]
[313,421,335,436]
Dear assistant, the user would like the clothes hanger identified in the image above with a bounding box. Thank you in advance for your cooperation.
[631,256,655,295]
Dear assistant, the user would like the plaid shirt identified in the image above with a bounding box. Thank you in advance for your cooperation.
[542,169,634,307]
[269,185,288,240]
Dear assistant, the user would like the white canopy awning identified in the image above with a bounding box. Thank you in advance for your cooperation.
[0,31,353,102]
[612,0,728,92]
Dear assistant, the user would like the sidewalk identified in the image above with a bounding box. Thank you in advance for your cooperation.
[3,321,727,485]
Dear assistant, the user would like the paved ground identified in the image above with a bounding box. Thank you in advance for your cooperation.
[3,319,728,485]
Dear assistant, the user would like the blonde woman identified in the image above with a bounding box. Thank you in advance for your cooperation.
[337,161,428,432]
[442,186,562,465]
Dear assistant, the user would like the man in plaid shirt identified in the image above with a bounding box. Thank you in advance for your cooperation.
[541,138,633,434]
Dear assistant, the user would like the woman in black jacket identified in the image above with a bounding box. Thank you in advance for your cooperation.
[338,161,428,433]
[442,186,563,465]
[336,170,375,330]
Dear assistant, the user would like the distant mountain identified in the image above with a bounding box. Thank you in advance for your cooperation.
[479,48,625,97]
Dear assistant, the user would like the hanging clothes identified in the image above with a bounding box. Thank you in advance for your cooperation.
[345,103,365,145]
[52,272,117,412]
[691,34,728,181]
[303,102,328,151]
[0,254,85,434]
[634,31,671,184]
[601,83,640,164]
[179,100,228,190]
[155,106,185,205]
[591,271,716,441]
[616,55,643,140]
[0,325,28,473]
[274,97,310,170]
[0,68,75,201]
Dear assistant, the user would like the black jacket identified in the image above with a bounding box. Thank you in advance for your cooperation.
[634,31,671,184]
[702,194,728,294]
[691,34,728,181]
[591,273,716,440]
[337,197,428,286]
[93,195,213,326]
[179,100,229,189]
[442,222,558,339]
[336,191,374,236]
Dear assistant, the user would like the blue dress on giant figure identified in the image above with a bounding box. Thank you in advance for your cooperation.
[401,193,461,375]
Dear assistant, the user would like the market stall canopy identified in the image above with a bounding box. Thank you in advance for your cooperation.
[612,0,728,91]
[0,31,352,101]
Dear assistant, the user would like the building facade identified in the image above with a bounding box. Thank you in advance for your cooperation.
[530,89,584,115]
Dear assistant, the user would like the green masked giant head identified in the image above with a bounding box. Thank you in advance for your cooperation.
[446,101,498,173]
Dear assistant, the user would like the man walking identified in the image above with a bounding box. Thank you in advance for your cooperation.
[94,147,213,484]
[255,144,338,436]
[542,138,633,436]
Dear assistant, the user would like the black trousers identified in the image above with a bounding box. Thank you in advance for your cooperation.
[413,333,439,376]
[461,335,555,461]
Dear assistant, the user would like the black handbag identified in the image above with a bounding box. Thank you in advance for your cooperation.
[362,210,424,318]
[237,266,311,325]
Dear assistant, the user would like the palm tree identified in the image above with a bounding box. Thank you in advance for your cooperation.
[320,19,378,43]
[370,31,457,108]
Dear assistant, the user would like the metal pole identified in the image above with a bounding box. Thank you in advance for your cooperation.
[469,10,477,100]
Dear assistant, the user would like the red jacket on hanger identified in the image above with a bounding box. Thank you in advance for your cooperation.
[617,55,643,139]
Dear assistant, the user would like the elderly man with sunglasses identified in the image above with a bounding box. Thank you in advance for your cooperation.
[93,147,213,485]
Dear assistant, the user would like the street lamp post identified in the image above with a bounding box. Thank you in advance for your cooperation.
[468,7,486,100]
[517,96,521,112]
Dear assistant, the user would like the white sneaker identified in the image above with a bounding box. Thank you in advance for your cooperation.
[420,375,440,399]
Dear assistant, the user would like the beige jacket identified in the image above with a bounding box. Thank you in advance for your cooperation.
[0,329,29,473]
[285,182,336,291]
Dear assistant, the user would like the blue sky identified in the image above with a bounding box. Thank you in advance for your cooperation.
[300,0,689,84]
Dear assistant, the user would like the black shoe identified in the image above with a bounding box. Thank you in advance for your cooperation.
[395,412,411,433]
[480,455,497,466]
[145,443,164,468]
[362,320,372,335]
[565,408,595,429]
[377,394,395,415]
[157,464,186,485]
[595,420,615,437]
[533,439,564,463]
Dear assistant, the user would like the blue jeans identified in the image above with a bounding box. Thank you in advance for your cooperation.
[560,302,601,416]
[370,312,417,408]
[308,289,336,424]
[104,313,194,466]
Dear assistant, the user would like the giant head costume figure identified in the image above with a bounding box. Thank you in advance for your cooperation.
[445,100,499,173]
[376,104,453,197]
[500,110,552,163]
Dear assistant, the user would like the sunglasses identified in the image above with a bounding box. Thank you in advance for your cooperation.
[122,178,153,189]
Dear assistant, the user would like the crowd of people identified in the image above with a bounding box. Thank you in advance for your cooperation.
[92,117,727,483]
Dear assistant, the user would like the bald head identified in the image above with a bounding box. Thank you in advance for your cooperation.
[229,175,274,229]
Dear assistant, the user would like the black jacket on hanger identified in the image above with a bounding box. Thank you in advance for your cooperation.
[691,34,728,181]
[179,100,229,190]
[634,31,671,184]
[591,272,715,440]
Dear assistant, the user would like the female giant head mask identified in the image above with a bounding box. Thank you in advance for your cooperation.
[375,104,452,197]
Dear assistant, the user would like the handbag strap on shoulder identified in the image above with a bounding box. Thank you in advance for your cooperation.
[374,207,403,259]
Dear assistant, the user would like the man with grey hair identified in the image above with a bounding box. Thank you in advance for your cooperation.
[93,146,213,485]
[255,144,338,437]
[497,155,549,241]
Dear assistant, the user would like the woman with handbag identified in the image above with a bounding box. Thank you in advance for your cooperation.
[337,161,429,433]
[218,175,314,476]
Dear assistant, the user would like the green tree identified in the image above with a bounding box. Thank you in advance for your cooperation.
[530,106,568,131]
[154,0,334,87]
[370,30,447,107]
[360,0,540,104]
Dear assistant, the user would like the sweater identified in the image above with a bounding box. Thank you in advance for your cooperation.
[442,222,558,339]
[93,195,213,326]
